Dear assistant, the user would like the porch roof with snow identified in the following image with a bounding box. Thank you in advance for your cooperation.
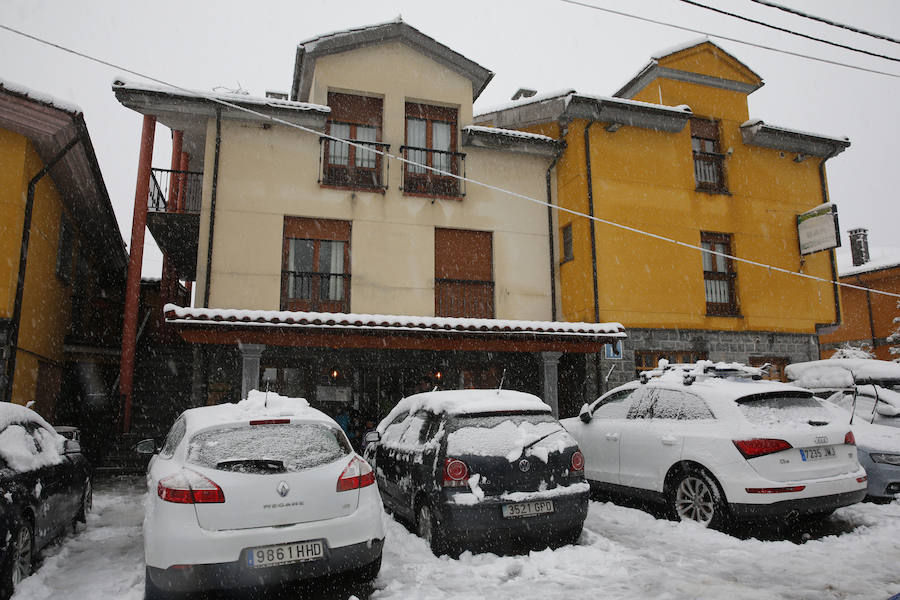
[164,304,625,353]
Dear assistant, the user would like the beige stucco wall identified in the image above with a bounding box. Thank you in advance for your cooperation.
[195,41,554,321]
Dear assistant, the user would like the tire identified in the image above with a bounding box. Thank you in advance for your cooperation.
[416,502,447,556]
[668,467,729,530]
[0,515,34,600]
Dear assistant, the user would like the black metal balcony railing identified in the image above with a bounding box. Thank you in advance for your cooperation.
[148,168,203,213]
[318,137,389,191]
[435,278,494,319]
[281,271,351,313]
[400,146,466,198]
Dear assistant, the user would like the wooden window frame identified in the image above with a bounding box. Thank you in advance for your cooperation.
[701,231,739,317]
[403,102,461,197]
[323,93,384,191]
[281,217,351,313]
[561,223,574,264]
[691,118,727,193]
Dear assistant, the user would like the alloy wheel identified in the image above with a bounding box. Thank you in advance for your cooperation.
[11,524,33,587]
[674,475,716,525]
[417,504,433,543]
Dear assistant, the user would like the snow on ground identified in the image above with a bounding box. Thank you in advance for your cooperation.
[11,477,900,600]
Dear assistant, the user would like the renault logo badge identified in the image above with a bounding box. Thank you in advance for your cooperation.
[519,459,531,473]
[276,481,290,497]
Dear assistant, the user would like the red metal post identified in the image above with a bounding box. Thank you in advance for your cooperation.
[177,151,190,212]
[119,114,156,433]
[167,130,183,213]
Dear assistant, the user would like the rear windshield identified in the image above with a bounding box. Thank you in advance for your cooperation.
[187,423,351,473]
[736,394,831,427]
[446,413,570,462]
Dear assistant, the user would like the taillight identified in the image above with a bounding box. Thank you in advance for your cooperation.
[733,438,793,459]
[443,458,469,488]
[844,431,856,446]
[158,470,225,504]
[336,457,375,492]
[249,419,290,425]
[571,451,585,473]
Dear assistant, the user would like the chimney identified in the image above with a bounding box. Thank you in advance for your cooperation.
[849,228,870,266]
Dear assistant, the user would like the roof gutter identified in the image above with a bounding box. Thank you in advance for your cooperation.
[5,134,81,404]
[584,121,601,324]
[816,148,843,337]
[203,107,222,308]
[546,150,561,321]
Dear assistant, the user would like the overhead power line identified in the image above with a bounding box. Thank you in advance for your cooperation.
[2,22,899,304]
[750,0,900,46]
[557,0,900,79]
[679,0,900,64]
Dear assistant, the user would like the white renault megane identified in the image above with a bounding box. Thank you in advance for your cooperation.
[138,391,384,598]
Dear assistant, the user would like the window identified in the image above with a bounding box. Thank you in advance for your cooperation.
[591,388,635,419]
[56,212,75,283]
[402,102,462,197]
[604,340,623,360]
[691,118,726,192]
[281,217,351,313]
[701,231,738,317]
[634,350,708,379]
[160,417,186,459]
[322,93,385,190]
[434,228,494,318]
[561,223,573,263]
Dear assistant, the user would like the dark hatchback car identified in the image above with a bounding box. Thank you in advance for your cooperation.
[365,390,589,555]
[0,403,91,599]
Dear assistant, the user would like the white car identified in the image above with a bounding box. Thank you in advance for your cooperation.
[139,391,384,598]
[562,361,868,529]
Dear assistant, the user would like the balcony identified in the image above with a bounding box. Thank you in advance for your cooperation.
[281,271,351,313]
[146,168,203,280]
[318,137,389,192]
[693,152,727,193]
[400,146,466,198]
[435,279,494,319]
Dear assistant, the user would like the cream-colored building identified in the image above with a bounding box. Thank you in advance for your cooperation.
[113,20,622,432]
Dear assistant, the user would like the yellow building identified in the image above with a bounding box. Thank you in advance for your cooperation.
[477,40,849,390]
[0,81,126,423]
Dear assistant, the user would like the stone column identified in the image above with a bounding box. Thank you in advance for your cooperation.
[239,343,265,400]
[540,351,563,418]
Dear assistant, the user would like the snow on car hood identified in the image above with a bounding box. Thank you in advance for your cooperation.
[851,419,900,453]
[0,424,64,472]
[786,359,900,388]
[447,419,570,462]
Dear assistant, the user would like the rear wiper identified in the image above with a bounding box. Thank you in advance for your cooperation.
[521,428,564,453]
[216,459,285,473]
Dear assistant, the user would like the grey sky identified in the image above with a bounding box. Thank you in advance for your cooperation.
[3,0,898,278]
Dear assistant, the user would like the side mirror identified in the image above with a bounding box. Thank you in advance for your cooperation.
[63,439,82,455]
[363,431,381,445]
[135,438,158,455]
[579,403,592,423]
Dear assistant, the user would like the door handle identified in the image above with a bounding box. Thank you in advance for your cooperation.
[605,433,619,441]
[661,435,677,446]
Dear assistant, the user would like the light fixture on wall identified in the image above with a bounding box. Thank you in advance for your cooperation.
[330,369,340,380]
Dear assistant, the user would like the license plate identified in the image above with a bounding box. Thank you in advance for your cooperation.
[247,540,324,568]
[501,500,554,518]
[799,445,836,461]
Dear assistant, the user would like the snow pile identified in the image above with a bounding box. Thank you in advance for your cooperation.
[0,77,81,114]
[787,359,900,387]
[0,404,66,472]
[181,390,335,430]
[378,390,551,434]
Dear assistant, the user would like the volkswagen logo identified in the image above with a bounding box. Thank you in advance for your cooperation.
[518,459,531,473]
[276,481,290,497]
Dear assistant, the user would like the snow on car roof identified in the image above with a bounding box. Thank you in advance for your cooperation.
[377,390,551,434]
[641,362,811,402]
[786,359,900,388]
[0,402,57,432]
[181,390,336,431]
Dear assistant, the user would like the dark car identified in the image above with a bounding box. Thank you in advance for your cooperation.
[365,390,589,555]
[0,404,91,599]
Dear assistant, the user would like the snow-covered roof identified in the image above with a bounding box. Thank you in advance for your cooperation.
[163,304,626,338]
[568,93,692,115]
[651,37,712,60]
[377,389,551,434]
[786,359,900,387]
[474,89,577,119]
[836,245,900,277]
[462,125,555,143]
[740,119,849,158]
[112,78,329,114]
[0,77,81,114]
[181,390,335,432]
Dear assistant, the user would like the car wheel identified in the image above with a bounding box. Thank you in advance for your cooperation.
[1,515,34,599]
[669,467,728,529]
[416,502,446,556]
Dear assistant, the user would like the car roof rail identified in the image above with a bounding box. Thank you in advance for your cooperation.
[640,360,768,386]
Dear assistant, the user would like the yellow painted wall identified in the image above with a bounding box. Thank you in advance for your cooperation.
[0,129,75,409]
[195,42,554,320]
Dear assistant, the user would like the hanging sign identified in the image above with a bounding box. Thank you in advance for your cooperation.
[797,203,840,255]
